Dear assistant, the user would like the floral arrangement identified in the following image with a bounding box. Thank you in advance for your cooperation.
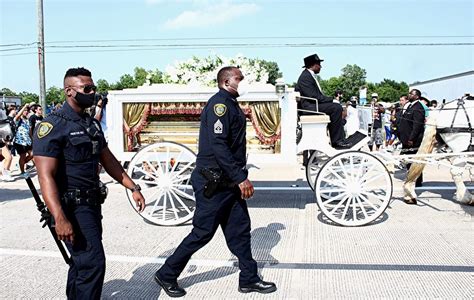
[161,54,270,86]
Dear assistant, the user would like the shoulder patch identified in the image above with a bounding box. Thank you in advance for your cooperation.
[214,103,227,117]
[214,119,223,134]
[37,122,53,139]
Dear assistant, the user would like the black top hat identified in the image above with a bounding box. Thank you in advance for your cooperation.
[303,54,324,68]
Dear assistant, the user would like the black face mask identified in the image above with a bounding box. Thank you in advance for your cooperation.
[75,91,95,108]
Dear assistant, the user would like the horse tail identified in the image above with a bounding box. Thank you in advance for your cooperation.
[406,113,438,183]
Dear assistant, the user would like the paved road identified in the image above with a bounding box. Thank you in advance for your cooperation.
[1,161,472,299]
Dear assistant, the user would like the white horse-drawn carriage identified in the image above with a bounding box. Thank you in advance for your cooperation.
[118,90,473,227]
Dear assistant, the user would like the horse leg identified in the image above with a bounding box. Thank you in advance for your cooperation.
[403,180,417,203]
[450,165,473,205]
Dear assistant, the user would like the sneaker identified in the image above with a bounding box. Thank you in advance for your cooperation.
[19,172,30,179]
[1,174,15,182]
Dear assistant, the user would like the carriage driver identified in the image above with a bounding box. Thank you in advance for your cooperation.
[295,53,357,149]
[33,67,145,299]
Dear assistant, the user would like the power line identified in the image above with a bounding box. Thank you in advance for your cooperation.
[1,35,473,47]
[1,42,473,57]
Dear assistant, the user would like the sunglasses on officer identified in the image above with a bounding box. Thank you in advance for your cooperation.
[66,84,97,94]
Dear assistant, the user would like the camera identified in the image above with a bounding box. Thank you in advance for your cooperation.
[94,92,108,107]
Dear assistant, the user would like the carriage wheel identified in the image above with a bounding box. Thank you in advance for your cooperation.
[315,151,392,226]
[305,150,330,191]
[126,141,197,226]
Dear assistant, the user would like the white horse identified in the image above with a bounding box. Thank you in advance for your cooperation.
[404,96,474,205]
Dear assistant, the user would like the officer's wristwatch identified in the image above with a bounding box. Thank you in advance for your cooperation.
[130,184,141,193]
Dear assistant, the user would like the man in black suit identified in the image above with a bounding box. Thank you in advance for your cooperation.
[399,88,425,196]
[295,54,345,147]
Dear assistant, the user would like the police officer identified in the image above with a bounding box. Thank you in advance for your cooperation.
[154,66,276,297]
[33,67,145,299]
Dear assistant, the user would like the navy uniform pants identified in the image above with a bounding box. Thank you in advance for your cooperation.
[157,169,260,285]
[64,205,106,300]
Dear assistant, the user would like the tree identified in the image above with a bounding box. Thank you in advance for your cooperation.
[339,64,367,98]
[147,68,164,84]
[133,67,148,86]
[96,79,110,93]
[370,79,409,103]
[18,91,39,105]
[257,60,282,85]
[320,76,343,99]
[45,86,64,105]
[1,88,17,96]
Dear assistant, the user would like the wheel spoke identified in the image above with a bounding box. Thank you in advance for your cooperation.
[134,166,159,182]
[327,165,346,184]
[161,191,167,220]
[171,160,194,179]
[171,186,196,201]
[171,174,191,183]
[144,157,163,178]
[149,189,164,217]
[174,184,193,190]
[357,163,378,185]
[165,146,170,175]
[319,177,346,188]
[319,188,346,194]
[165,191,180,221]
[361,190,389,203]
[337,158,350,180]
[358,192,379,210]
[340,195,352,220]
[170,150,184,173]
[354,195,369,218]
[168,188,193,214]
[360,172,385,186]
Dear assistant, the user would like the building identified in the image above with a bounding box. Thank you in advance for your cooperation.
[409,70,474,102]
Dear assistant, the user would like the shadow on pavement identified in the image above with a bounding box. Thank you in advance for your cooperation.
[0,188,35,203]
[102,222,285,299]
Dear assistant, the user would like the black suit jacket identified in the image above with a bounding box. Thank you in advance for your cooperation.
[398,101,425,147]
[295,69,333,111]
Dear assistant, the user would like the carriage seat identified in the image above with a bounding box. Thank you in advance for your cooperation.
[299,114,330,124]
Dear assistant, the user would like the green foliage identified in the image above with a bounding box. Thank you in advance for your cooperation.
[96,79,110,93]
[339,64,367,98]
[45,86,65,105]
[320,76,343,98]
[19,91,39,105]
[257,60,282,85]
[1,88,17,96]
[369,79,409,103]
[133,67,148,86]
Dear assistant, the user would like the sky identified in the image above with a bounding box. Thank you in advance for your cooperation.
[1,0,473,94]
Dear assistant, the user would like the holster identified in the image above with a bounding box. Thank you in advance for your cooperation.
[199,168,234,198]
[62,182,108,206]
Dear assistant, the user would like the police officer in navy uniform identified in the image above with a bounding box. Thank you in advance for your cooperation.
[33,67,145,299]
[154,66,276,297]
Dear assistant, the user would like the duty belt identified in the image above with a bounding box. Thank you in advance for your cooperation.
[62,188,106,206]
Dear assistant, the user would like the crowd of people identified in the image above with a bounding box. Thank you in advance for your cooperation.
[342,90,438,153]
[0,102,60,181]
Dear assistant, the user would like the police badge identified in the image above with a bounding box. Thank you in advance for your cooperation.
[37,122,53,138]
[214,104,227,117]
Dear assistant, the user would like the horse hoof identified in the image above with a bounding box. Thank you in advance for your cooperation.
[404,198,417,205]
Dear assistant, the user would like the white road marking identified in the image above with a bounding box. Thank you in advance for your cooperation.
[253,186,473,191]
[1,248,472,272]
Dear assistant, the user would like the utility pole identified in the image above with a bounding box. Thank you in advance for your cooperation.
[37,0,46,110]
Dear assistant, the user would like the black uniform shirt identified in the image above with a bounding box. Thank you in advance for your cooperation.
[33,101,106,193]
[196,89,248,184]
